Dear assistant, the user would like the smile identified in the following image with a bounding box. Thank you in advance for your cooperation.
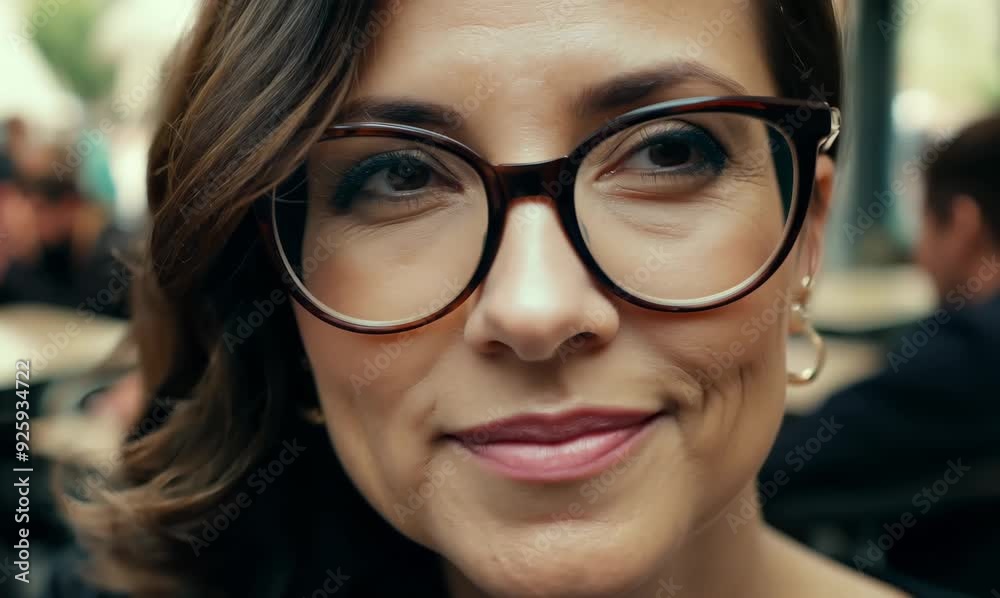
[447,409,665,483]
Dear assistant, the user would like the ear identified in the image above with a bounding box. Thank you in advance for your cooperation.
[795,155,836,297]
[948,194,986,253]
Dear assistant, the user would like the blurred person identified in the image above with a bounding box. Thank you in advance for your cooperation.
[46,2,971,598]
[0,149,41,278]
[761,112,1000,595]
[915,113,1000,305]
[2,117,30,164]
[0,152,131,318]
[4,117,65,185]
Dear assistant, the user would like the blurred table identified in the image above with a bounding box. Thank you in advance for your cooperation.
[810,265,937,333]
[0,304,128,389]
[785,264,938,414]
[785,336,885,414]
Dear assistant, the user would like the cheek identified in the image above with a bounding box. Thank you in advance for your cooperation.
[642,267,792,518]
[292,302,459,539]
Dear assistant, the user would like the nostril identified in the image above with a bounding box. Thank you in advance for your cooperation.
[565,331,597,352]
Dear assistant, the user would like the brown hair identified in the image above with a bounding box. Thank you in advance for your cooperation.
[59,2,843,596]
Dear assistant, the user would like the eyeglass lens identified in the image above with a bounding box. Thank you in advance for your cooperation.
[272,112,797,327]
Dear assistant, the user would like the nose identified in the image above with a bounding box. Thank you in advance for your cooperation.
[463,197,619,361]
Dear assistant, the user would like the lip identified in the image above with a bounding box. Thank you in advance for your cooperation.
[447,409,664,482]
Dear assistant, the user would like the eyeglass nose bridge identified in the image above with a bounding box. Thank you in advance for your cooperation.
[484,156,597,288]
[492,157,576,203]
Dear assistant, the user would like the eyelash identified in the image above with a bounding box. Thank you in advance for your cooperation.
[329,150,445,210]
[609,125,729,179]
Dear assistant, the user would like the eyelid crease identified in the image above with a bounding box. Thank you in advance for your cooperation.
[321,147,465,190]
[590,120,718,175]
[383,148,466,186]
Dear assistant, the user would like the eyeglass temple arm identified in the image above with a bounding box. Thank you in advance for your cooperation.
[819,107,842,153]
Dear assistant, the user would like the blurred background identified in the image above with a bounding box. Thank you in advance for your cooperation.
[0,0,997,596]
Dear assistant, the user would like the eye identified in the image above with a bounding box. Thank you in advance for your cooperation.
[363,158,434,194]
[327,150,461,213]
[617,126,727,176]
[632,139,694,168]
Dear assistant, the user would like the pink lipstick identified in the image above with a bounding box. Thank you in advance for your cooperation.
[449,409,662,482]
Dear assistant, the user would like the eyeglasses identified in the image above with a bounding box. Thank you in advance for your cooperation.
[256,96,840,334]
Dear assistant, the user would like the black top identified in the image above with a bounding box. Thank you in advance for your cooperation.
[868,569,974,598]
[41,547,973,598]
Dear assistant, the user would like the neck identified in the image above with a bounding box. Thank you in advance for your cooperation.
[443,481,790,598]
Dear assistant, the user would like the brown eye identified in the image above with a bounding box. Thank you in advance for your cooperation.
[384,160,432,191]
[646,141,696,168]
[619,127,727,175]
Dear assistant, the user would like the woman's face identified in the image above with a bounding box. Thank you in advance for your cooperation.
[295,0,827,595]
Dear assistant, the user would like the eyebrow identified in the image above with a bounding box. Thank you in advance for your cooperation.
[335,97,459,129]
[333,60,749,128]
[572,60,749,117]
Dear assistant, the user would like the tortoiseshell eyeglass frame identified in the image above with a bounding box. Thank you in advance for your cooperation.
[255,96,841,334]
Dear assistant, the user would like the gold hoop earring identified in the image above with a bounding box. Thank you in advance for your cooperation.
[300,406,326,425]
[788,302,826,385]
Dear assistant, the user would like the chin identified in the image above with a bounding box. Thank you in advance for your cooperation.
[440,518,682,598]
[457,554,652,598]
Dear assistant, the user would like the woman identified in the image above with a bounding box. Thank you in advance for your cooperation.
[51,1,968,597]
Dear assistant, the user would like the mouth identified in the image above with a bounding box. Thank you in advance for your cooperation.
[446,408,667,482]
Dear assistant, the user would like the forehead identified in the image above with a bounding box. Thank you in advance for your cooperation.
[359,0,773,90]
[350,0,777,157]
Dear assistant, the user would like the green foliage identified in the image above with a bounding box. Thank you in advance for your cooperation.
[28,0,117,103]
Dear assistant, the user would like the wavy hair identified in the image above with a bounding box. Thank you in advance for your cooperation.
[59,1,842,596]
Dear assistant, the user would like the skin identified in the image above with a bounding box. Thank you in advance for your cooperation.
[0,187,41,274]
[293,1,902,596]
[30,196,78,245]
